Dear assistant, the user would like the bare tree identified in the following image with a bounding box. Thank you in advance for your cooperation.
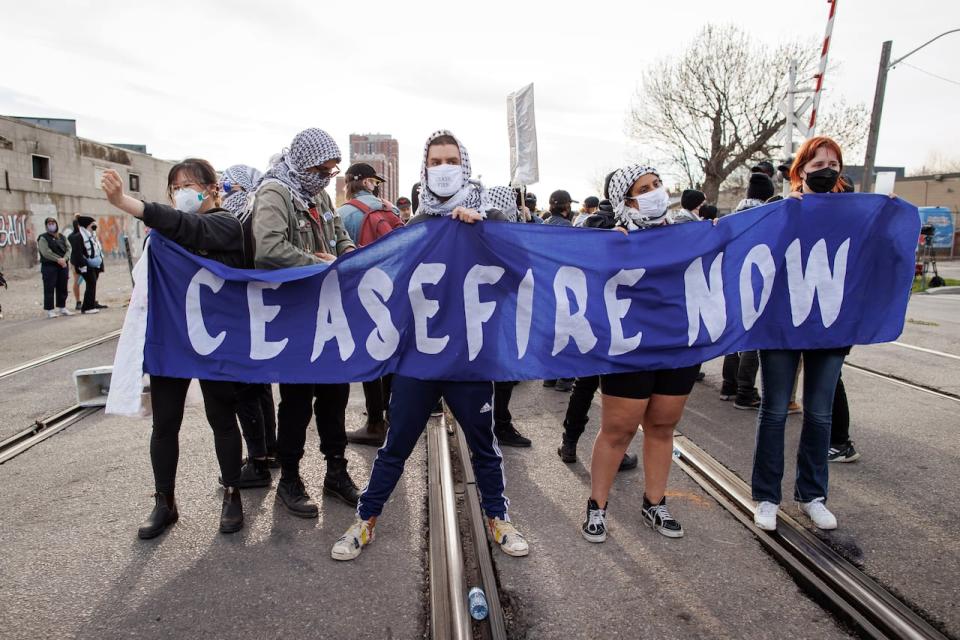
[909,151,960,176]
[628,24,866,202]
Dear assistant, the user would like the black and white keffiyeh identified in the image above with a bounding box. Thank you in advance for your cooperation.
[608,164,666,230]
[417,130,485,216]
[260,128,341,207]
[485,186,519,222]
[221,164,263,219]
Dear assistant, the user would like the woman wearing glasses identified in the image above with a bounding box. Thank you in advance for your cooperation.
[100,159,248,539]
[252,128,361,519]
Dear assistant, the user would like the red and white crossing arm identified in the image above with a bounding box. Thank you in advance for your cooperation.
[808,0,838,136]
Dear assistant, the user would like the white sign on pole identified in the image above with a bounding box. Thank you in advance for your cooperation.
[874,171,896,196]
[507,83,539,187]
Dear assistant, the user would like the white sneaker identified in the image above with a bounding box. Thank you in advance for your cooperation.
[46,309,58,319]
[81,308,99,314]
[331,518,375,561]
[799,498,837,530]
[754,501,779,531]
[58,307,74,316]
[489,517,529,557]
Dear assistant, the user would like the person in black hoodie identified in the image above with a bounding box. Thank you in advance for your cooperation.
[101,160,246,539]
[69,215,103,314]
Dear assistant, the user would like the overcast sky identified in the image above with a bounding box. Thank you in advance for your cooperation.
[2,0,958,202]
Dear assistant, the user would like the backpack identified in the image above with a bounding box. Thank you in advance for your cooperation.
[350,198,403,247]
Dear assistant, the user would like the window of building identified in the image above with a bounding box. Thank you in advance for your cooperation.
[129,173,141,192]
[32,154,51,181]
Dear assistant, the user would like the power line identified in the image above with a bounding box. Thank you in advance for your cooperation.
[900,61,960,88]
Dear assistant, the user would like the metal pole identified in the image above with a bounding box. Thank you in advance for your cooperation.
[861,40,892,194]
[809,0,838,136]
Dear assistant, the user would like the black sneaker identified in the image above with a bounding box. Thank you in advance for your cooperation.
[733,396,761,410]
[75,301,82,311]
[94,302,109,309]
[495,424,532,448]
[557,440,577,463]
[828,441,861,463]
[641,495,683,538]
[555,379,573,392]
[581,498,607,543]
[542,379,557,388]
[219,458,271,489]
[276,476,319,518]
[618,452,638,472]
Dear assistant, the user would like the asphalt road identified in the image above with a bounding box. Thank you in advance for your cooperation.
[0,293,956,639]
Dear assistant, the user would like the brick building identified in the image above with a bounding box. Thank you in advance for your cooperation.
[336,133,399,205]
[0,116,174,268]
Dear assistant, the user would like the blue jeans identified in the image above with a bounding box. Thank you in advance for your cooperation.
[751,349,846,504]
[357,376,509,521]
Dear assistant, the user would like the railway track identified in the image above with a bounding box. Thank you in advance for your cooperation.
[427,405,508,640]
[672,434,948,640]
[0,404,101,465]
[0,329,121,382]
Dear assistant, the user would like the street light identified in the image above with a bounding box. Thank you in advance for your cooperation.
[861,29,960,193]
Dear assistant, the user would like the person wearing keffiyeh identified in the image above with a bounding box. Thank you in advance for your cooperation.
[252,127,361,520]
[333,130,530,563]
[220,164,263,220]
[580,162,702,548]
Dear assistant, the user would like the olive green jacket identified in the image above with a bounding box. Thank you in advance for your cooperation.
[252,182,355,269]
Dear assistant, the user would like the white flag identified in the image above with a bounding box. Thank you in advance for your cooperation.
[507,83,539,187]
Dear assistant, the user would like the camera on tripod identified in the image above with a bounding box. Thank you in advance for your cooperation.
[920,224,936,246]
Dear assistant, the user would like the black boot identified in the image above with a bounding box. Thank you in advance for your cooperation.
[557,438,577,463]
[219,458,271,489]
[219,487,244,534]
[346,419,388,447]
[276,475,319,518]
[138,492,178,540]
[323,456,361,507]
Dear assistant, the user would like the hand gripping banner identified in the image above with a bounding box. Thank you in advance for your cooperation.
[141,194,919,384]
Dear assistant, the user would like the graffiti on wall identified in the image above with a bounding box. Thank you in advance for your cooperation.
[0,213,29,249]
[95,215,125,257]
[0,212,37,268]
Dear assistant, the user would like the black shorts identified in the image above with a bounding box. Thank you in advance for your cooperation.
[600,364,701,400]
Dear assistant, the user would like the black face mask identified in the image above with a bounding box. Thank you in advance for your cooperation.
[805,167,839,193]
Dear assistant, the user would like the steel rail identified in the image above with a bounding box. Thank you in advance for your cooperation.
[672,434,948,640]
[0,329,121,382]
[0,405,100,464]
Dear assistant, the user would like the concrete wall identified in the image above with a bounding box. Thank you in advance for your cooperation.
[895,174,960,257]
[0,116,175,269]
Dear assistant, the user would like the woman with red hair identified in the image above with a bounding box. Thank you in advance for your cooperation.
[751,136,852,533]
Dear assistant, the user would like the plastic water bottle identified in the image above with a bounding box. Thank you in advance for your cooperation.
[468,587,488,620]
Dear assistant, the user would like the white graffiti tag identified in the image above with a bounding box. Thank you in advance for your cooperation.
[0,214,28,248]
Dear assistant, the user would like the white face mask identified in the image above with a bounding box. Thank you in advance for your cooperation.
[627,185,669,219]
[174,188,205,214]
[427,164,463,197]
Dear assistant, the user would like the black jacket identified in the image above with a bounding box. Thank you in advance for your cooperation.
[68,230,97,270]
[142,202,249,268]
[583,203,616,230]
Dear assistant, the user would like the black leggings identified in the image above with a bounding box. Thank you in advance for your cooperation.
[830,375,850,446]
[235,383,276,458]
[149,375,243,493]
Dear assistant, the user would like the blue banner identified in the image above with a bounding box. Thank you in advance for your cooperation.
[143,194,918,383]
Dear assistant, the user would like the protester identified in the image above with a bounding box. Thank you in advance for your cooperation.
[217,164,278,477]
[396,196,413,223]
[483,185,532,447]
[751,135,864,532]
[573,195,600,226]
[521,192,544,224]
[672,189,705,224]
[69,216,103,314]
[542,189,577,391]
[88,223,108,310]
[37,216,73,318]
[337,162,403,446]
[252,128,361,517]
[751,160,776,179]
[332,130,528,561]
[699,204,719,221]
[101,161,247,537]
[582,163,700,544]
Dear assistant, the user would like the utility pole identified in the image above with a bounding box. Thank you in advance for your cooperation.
[861,40,892,194]
[861,29,960,193]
